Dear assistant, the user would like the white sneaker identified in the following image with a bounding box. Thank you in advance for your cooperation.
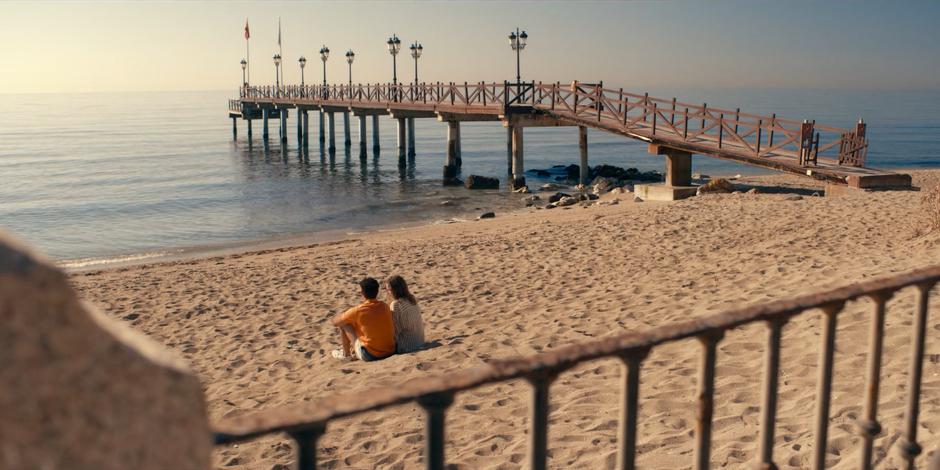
[331,349,351,361]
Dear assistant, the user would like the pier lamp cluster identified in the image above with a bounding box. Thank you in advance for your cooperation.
[272,53,282,87]
[244,28,528,92]
[409,41,423,84]
[508,28,528,83]
[345,50,355,87]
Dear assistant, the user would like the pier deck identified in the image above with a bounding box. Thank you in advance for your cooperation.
[229,82,911,190]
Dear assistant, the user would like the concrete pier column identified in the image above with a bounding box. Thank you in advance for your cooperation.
[579,126,589,185]
[396,117,407,164]
[280,109,288,143]
[444,121,460,185]
[407,117,416,157]
[302,111,309,147]
[372,115,380,153]
[343,111,352,146]
[506,126,513,175]
[262,109,270,141]
[358,115,367,156]
[319,110,326,143]
[232,117,237,140]
[327,112,336,154]
[247,119,253,141]
[455,122,462,167]
[511,126,526,190]
[634,144,696,201]
[296,109,303,143]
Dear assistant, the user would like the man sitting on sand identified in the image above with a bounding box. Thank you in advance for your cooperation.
[331,277,396,362]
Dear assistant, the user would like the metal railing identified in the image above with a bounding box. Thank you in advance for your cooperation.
[235,81,869,168]
[213,265,939,470]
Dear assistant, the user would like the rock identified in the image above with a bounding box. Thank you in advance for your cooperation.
[545,203,557,209]
[478,212,495,219]
[541,183,562,191]
[548,192,571,204]
[440,200,456,206]
[591,176,617,195]
[562,164,580,179]
[785,195,803,201]
[514,186,530,193]
[532,169,551,177]
[0,232,211,470]
[698,178,736,194]
[464,175,499,190]
[609,187,626,195]
[746,188,760,195]
[591,165,662,182]
[443,178,464,187]
[556,196,579,207]
[693,173,710,180]
[634,196,644,203]
[524,195,540,203]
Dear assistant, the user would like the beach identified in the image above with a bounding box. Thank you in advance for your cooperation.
[70,171,940,469]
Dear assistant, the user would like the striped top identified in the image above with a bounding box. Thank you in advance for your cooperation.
[391,299,425,353]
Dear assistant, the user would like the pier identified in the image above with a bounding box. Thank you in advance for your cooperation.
[228,81,912,197]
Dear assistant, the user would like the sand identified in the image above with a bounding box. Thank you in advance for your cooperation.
[70,171,940,470]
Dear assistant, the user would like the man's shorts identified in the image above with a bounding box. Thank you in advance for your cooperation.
[354,339,389,362]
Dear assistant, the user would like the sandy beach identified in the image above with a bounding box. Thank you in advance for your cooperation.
[70,171,940,470]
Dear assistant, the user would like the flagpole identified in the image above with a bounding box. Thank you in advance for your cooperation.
[278,17,283,86]
[246,36,250,86]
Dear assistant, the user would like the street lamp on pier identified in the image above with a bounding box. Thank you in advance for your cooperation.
[319,46,329,98]
[508,28,528,84]
[273,53,282,88]
[345,50,355,87]
[240,58,247,87]
[386,34,401,100]
[409,42,422,85]
[298,56,306,86]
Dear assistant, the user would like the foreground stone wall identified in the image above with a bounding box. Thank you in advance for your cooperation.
[0,233,210,470]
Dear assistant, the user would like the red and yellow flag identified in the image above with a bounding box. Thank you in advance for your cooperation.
[244,20,250,40]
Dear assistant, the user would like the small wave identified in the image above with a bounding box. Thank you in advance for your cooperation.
[59,251,173,269]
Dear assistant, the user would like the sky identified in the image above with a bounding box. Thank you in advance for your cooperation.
[1,0,939,94]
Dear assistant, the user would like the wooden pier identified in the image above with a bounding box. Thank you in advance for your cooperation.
[228,81,912,197]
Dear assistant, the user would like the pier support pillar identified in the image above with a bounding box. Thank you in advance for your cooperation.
[327,112,336,154]
[454,121,462,167]
[319,110,326,143]
[506,127,513,175]
[372,115,381,153]
[247,119,253,141]
[232,117,237,140]
[302,111,309,147]
[407,117,416,157]
[444,121,461,185]
[262,109,270,141]
[343,111,352,147]
[579,126,589,185]
[397,118,407,165]
[358,115,367,156]
[634,144,696,201]
[511,126,526,190]
[280,109,288,143]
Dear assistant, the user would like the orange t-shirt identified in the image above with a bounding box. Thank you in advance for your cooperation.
[340,299,396,357]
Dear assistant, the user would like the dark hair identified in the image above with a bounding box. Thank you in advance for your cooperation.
[359,277,380,299]
[386,275,417,304]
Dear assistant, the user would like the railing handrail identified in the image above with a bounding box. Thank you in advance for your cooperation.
[213,264,940,445]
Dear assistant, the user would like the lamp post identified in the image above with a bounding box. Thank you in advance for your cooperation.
[319,45,329,99]
[508,27,528,84]
[298,56,306,86]
[409,41,422,86]
[240,58,247,87]
[386,34,401,100]
[273,53,282,87]
[345,50,355,87]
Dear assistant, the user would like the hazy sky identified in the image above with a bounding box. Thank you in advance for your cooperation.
[2,1,939,94]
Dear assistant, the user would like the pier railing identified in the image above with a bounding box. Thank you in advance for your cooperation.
[213,265,939,470]
[237,81,869,167]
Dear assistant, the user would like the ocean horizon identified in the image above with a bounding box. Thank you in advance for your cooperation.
[2,87,938,267]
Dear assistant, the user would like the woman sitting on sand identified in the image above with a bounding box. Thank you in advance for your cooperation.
[386,275,425,353]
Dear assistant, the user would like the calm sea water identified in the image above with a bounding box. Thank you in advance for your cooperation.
[1,88,937,266]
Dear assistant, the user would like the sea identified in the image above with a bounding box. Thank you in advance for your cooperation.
[1,88,937,268]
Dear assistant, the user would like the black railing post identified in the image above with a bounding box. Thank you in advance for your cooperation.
[288,422,327,470]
